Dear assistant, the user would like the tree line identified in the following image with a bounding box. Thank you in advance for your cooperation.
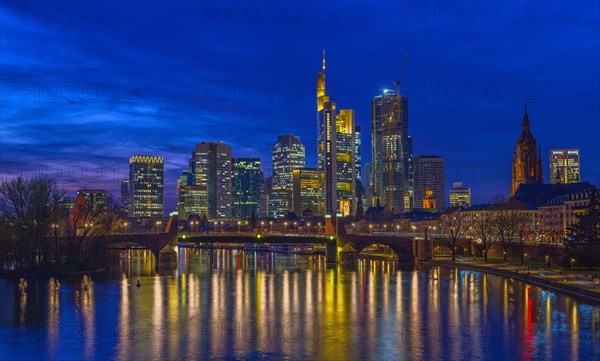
[0,176,125,273]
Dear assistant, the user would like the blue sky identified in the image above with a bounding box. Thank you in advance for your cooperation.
[1,1,599,211]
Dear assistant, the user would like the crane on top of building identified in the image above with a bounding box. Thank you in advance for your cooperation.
[394,54,409,95]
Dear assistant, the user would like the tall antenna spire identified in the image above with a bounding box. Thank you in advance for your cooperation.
[322,49,326,74]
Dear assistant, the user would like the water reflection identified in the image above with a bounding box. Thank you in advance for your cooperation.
[0,248,599,360]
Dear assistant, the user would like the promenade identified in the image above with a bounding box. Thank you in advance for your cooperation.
[432,257,600,304]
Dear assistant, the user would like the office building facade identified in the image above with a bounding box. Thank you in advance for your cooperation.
[129,155,164,218]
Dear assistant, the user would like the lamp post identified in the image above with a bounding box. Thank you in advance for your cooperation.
[124,222,128,234]
[261,221,264,233]
[570,258,575,272]
[52,224,58,261]
[336,213,342,241]
[270,221,273,233]
[238,221,241,233]
[294,221,298,234]
[317,222,321,234]
[156,221,161,234]
[396,225,400,235]
[351,223,356,234]
[383,224,387,233]
[284,222,288,234]
[369,224,373,234]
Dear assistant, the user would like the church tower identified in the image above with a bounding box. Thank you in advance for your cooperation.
[422,185,437,210]
[511,104,543,196]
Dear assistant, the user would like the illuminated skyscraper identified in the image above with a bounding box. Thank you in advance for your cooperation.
[336,109,357,215]
[129,155,164,218]
[316,51,357,215]
[292,168,324,216]
[232,158,263,218]
[550,148,580,184]
[271,134,305,218]
[372,89,413,213]
[414,155,445,210]
[120,178,129,212]
[177,170,207,219]
[449,182,471,207]
[511,104,542,196]
[193,142,232,219]
[365,162,375,207]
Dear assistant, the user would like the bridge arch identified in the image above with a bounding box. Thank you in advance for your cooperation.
[349,242,414,261]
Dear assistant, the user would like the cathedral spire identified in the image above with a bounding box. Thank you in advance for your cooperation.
[522,102,530,131]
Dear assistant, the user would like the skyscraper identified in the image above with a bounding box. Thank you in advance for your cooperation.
[120,178,129,212]
[414,155,445,210]
[355,125,365,207]
[449,182,471,207]
[316,51,357,215]
[511,104,542,196]
[232,158,263,218]
[371,89,413,213]
[270,134,305,218]
[549,148,580,184]
[177,170,207,219]
[193,142,232,219]
[336,109,357,214]
[365,162,375,207]
[292,168,324,217]
[129,155,164,218]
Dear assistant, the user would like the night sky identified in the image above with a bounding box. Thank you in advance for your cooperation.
[1,1,599,212]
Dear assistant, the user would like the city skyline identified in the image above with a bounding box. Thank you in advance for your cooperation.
[1,2,599,212]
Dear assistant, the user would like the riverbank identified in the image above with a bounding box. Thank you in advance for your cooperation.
[430,258,600,304]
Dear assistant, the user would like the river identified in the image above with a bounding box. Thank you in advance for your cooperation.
[1,248,599,360]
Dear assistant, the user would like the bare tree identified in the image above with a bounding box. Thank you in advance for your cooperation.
[491,195,518,261]
[66,193,123,262]
[438,207,472,262]
[470,209,494,262]
[0,177,62,270]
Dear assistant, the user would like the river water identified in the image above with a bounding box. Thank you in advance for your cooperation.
[1,248,599,360]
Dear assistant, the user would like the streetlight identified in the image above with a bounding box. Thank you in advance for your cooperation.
[336,213,342,240]
[156,221,161,233]
[284,222,288,233]
[261,221,264,232]
[396,225,400,234]
[52,224,58,261]
[317,222,321,234]
[411,225,416,234]
[383,224,387,233]
[351,223,356,234]
[570,258,575,272]
[369,224,373,234]
[294,221,298,234]
[307,222,311,234]
[238,221,241,233]
[220,221,224,233]
[269,221,273,233]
